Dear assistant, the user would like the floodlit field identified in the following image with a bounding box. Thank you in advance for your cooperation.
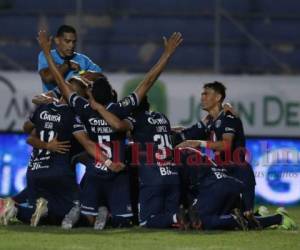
[0,207,299,250]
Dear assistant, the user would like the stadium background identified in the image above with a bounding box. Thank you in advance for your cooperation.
[0,0,299,207]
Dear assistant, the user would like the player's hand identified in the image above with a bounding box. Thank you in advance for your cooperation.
[32,94,56,105]
[70,60,81,72]
[37,30,52,53]
[46,135,71,154]
[223,102,238,116]
[109,162,126,173]
[163,32,183,57]
[176,140,201,149]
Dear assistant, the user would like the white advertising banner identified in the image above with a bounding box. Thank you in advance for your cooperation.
[0,71,299,136]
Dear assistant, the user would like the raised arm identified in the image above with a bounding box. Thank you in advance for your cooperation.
[134,32,183,101]
[37,30,74,100]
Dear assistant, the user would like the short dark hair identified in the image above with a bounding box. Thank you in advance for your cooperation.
[91,77,113,105]
[204,81,226,103]
[56,25,76,37]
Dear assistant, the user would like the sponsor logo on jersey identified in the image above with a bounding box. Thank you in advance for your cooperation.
[88,117,108,126]
[147,117,168,125]
[40,111,61,122]
[225,127,235,132]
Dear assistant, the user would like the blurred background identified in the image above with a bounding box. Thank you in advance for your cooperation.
[0,0,299,206]
[0,0,299,73]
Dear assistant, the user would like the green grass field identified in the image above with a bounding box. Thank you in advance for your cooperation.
[1,207,300,250]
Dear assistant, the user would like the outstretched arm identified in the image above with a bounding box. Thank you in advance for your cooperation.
[175,134,234,152]
[37,30,73,100]
[134,32,183,101]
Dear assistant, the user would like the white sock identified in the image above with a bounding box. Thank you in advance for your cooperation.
[173,214,178,223]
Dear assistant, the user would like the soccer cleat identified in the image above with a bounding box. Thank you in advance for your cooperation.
[244,210,262,230]
[232,208,248,231]
[30,198,48,227]
[257,206,270,217]
[62,203,81,230]
[175,205,189,230]
[188,207,202,230]
[0,198,17,226]
[276,207,297,230]
[94,206,108,230]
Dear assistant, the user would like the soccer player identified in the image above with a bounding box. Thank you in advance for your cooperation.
[176,82,256,216]
[9,75,92,207]
[37,30,182,229]
[38,24,102,92]
[176,81,297,230]
[88,95,185,229]
[0,97,103,226]
[177,147,246,230]
[177,148,296,231]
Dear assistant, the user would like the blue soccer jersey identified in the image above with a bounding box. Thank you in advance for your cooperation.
[27,102,85,177]
[68,92,139,179]
[206,110,246,162]
[126,111,179,186]
[38,49,102,92]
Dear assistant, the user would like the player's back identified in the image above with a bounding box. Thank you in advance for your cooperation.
[28,102,82,177]
[127,111,178,186]
[83,108,127,178]
[68,92,140,179]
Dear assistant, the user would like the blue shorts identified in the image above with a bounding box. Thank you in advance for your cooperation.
[80,172,133,218]
[139,184,179,225]
[193,177,243,217]
[26,174,79,218]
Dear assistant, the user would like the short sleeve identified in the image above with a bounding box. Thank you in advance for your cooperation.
[85,57,102,72]
[107,92,139,119]
[51,87,61,99]
[72,115,85,134]
[37,51,48,71]
[221,114,238,136]
[68,93,90,120]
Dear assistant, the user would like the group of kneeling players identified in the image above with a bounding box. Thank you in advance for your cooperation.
[0,28,297,231]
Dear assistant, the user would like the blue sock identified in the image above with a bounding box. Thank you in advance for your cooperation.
[13,188,28,204]
[256,214,282,228]
[201,214,239,230]
[16,205,34,224]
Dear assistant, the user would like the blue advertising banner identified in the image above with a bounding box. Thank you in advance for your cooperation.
[247,138,300,205]
[0,133,299,205]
